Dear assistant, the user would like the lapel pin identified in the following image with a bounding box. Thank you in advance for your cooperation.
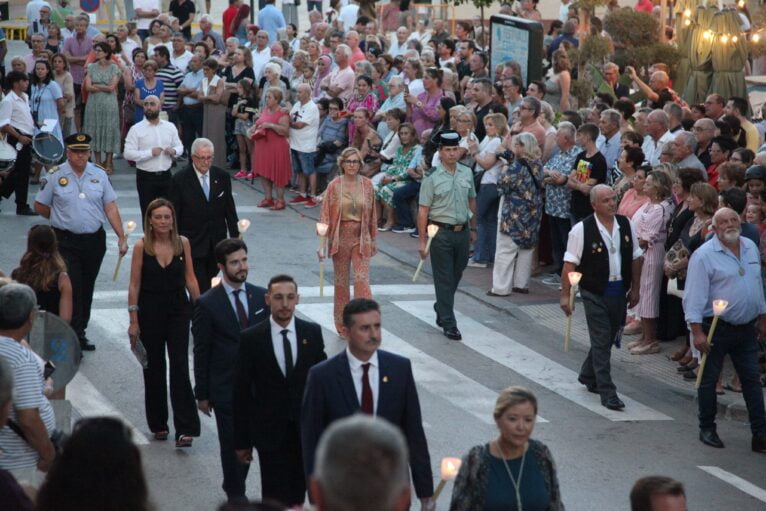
[383,376,389,383]
[302,339,308,345]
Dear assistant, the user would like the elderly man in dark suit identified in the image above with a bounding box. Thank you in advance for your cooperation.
[301,298,435,511]
[233,274,327,506]
[192,238,269,503]
[170,137,239,294]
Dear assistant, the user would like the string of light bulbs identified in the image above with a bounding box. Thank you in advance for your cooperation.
[677,5,760,44]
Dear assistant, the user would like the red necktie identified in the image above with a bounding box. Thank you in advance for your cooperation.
[361,363,373,415]
[233,289,248,330]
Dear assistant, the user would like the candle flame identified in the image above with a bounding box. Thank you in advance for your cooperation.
[211,276,221,288]
[440,457,461,480]
[426,224,439,237]
[712,299,728,316]
[238,218,251,233]
[568,271,582,286]
[316,222,329,236]
[126,220,137,233]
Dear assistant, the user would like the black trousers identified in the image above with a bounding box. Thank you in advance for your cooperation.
[136,169,172,222]
[256,422,306,506]
[429,228,470,329]
[213,401,250,500]
[580,288,625,399]
[54,228,106,342]
[0,134,31,208]
[139,292,200,439]
[194,255,219,294]
[181,106,204,156]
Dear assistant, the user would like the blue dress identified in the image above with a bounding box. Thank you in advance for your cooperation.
[31,81,63,144]
[134,78,165,123]
[484,451,551,511]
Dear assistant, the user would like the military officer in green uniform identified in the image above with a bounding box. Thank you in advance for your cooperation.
[34,133,129,351]
[417,131,477,340]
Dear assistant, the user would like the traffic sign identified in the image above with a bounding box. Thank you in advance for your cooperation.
[80,0,100,13]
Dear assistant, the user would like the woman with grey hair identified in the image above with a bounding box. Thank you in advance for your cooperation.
[488,132,544,296]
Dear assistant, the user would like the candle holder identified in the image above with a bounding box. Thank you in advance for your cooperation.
[412,224,439,282]
[695,300,728,389]
[433,457,461,501]
[564,271,582,352]
[316,222,329,297]
[237,218,251,240]
[112,220,137,281]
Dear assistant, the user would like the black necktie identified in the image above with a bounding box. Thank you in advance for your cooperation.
[281,329,293,377]
[233,289,248,329]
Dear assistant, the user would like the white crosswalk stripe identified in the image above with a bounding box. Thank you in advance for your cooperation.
[393,301,673,422]
[698,466,766,503]
[297,303,549,424]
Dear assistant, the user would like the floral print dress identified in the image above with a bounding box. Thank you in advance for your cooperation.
[497,158,544,249]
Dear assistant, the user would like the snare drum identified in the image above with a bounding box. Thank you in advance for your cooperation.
[27,311,81,391]
[32,132,65,166]
[0,134,17,170]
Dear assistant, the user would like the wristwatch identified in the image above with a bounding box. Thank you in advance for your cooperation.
[128,305,139,313]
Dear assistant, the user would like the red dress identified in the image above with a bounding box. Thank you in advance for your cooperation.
[251,108,291,187]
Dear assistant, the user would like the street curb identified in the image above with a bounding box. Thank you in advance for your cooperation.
[235,178,753,423]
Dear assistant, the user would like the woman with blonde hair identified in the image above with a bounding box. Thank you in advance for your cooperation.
[545,48,571,113]
[450,386,564,510]
[318,147,378,335]
[489,132,544,296]
[128,198,200,447]
[251,87,291,210]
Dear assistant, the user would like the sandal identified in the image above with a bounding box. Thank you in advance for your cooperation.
[670,346,689,362]
[723,382,742,393]
[257,198,274,208]
[153,430,169,441]
[175,435,193,448]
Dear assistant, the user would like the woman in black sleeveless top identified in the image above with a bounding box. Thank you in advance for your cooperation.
[128,198,201,447]
[12,225,73,323]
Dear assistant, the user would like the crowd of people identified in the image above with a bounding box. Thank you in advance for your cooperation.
[1,0,766,509]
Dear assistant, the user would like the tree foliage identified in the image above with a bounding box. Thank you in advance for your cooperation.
[603,9,660,48]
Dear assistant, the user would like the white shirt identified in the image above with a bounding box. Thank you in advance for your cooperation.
[133,0,161,30]
[564,215,643,279]
[388,36,409,57]
[347,347,379,414]
[222,279,249,317]
[26,0,51,26]
[289,100,320,153]
[0,91,35,135]
[251,46,272,81]
[270,316,297,376]
[338,4,359,31]
[171,50,193,73]
[641,131,674,167]
[124,119,184,172]
[121,38,139,64]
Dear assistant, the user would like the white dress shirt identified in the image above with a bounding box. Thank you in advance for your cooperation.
[346,347,379,415]
[564,215,643,279]
[123,119,184,172]
[641,131,674,167]
[222,279,248,317]
[251,46,272,81]
[270,316,297,376]
[0,91,35,135]
[133,0,161,30]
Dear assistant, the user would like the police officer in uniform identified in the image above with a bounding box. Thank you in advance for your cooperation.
[417,131,477,341]
[560,184,643,411]
[34,133,129,351]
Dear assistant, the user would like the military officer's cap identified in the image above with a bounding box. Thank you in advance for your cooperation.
[65,133,91,152]
[437,131,461,147]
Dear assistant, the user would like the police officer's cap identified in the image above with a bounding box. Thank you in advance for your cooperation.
[437,131,461,147]
[745,165,766,182]
[65,133,91,152]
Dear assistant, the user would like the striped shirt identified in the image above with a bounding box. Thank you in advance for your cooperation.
[0,336,56,470]
[155,64,184,111]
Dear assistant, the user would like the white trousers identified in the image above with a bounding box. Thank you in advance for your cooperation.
[491,231,534,294]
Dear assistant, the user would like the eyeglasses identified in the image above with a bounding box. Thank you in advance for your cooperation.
[192,155,213,161]
[518,106,534,111]
[343,160,362,165]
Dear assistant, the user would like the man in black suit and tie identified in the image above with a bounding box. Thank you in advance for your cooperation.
[301,299,435,510]
[192,238,269,503]
[233,274,327,506]
[170,137,239,294]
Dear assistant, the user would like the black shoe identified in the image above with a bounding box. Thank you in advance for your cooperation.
[602,396,625,411]
[433,303,443,327]
[443,327,462,341]
[577,376,598,394]
[79,338,96,351]
[16,205,38,216]
[753,433,766,453]
[682,369,697,380]
[700,429,724,448]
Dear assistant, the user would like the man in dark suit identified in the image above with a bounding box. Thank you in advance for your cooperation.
[170,137,239,294]
[233,274,327,506]
[301,299,435,510]
[192,238,269,503]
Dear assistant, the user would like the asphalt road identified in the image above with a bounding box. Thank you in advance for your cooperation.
[2,157,766,510]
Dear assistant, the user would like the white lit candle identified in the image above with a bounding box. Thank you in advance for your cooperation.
[433,457,462,501]
[412,225,440,282]
[237,218,251,239]
[211,276,221,288]
[113,220,138,281]
[317,223,329,297]
[696,299,729,389]
[564,272,582,352]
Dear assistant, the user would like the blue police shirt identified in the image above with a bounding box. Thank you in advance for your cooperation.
[683,234,766,325]
[35,162,117,234]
